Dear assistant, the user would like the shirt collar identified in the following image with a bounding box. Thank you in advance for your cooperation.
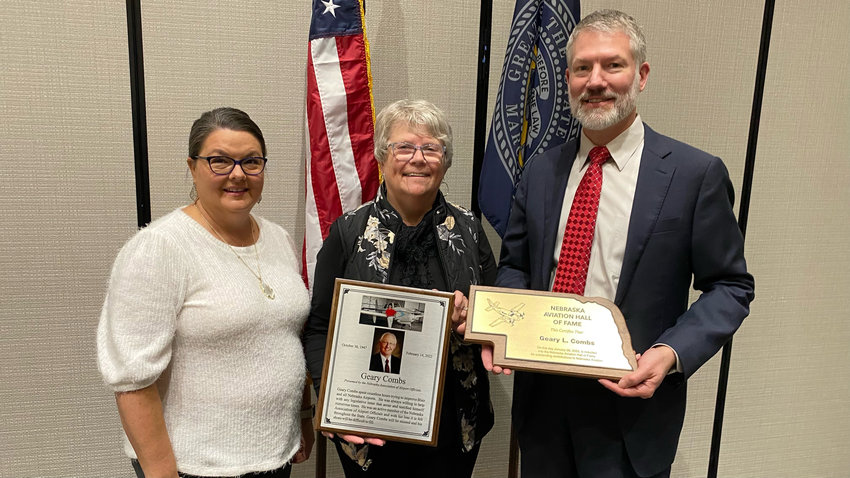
[578,115,645,171]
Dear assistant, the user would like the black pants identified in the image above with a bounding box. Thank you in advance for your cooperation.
[334,439,480,478]
[131,459,292,478]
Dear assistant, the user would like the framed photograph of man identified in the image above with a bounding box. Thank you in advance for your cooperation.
[316,279,454,446]
[368,328,404,374]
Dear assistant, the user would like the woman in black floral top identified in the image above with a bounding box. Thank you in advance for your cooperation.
[303,99,496,478]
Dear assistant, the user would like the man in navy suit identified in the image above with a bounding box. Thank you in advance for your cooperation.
[484,10,755,478]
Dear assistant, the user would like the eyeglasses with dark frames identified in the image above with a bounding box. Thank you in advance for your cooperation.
[191,155,268,175]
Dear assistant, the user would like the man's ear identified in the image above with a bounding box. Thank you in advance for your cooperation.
[638,62,650,92]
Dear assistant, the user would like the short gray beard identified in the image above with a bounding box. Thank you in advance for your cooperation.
[569,73,641,131]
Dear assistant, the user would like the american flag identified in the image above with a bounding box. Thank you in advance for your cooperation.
[303,0,380,289]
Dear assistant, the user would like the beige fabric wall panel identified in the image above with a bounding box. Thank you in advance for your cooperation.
[719,0,850,476]
[141,2,311,236]
[366,1,481,209]
[0,1,135,477]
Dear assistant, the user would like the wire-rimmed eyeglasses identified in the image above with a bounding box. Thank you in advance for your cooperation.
[191,155,267,175]
[387,142,445,164]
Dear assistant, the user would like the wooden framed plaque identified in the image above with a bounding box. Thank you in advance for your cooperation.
[315,279,454,446]
[464,285,637,380]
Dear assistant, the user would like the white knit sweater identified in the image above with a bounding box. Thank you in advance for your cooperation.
[97,209,310,476]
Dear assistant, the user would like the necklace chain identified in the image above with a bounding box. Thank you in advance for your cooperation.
[194,204,275,300]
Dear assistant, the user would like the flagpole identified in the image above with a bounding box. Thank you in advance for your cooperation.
[470,1,523,475]
[471,0,493,218]
[707,1,773,476]
[125,0,151,229]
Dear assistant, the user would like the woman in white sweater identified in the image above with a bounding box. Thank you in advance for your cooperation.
[98,107,313,478]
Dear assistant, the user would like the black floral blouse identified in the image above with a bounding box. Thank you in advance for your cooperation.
[303,185,497,469]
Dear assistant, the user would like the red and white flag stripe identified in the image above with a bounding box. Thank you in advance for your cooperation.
[303,27,379,290]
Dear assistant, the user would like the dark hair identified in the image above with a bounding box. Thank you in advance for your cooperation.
[188,107,266,157]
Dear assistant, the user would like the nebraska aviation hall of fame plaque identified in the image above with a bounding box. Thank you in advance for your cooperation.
[464,286,637,379]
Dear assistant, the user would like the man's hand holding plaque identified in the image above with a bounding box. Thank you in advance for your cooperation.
[598,345,677,399]
[464,286,638,380]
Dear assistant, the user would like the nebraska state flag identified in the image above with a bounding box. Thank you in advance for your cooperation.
[479,0,581,237]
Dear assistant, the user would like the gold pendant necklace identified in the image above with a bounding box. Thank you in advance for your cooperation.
[195,204,275,300]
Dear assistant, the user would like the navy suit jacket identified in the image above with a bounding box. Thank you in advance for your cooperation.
[497,124,754,475]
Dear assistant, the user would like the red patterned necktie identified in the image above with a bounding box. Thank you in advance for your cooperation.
[552,146,610,295]
[384,358,390,373]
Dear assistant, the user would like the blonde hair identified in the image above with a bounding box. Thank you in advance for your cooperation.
[566,9,647,67]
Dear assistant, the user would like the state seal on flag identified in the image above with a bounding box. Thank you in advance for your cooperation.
[480,0,581,237]
[490,0,581,182]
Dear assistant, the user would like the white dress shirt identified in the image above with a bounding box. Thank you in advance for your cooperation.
[550,117,644,299]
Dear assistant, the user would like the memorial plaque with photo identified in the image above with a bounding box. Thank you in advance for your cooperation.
[316,279,454,446]
[464,285,638,380]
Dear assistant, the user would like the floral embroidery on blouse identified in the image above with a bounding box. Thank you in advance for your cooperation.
[437,214,467,256]
[460,415,474,450]
[358,215,395,282]
[451,202,480,242]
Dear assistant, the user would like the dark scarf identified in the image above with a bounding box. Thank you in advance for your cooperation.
[391,208,439,289]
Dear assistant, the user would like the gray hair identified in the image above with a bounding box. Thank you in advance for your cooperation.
[566,9,647,68]
[188,107,266,158]
[373,99,453,169]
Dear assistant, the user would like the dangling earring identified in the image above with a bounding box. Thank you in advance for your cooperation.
[189,183,198,202]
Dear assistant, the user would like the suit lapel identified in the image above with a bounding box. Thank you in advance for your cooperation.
[541,142,578,288]
[615,126,676,305]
